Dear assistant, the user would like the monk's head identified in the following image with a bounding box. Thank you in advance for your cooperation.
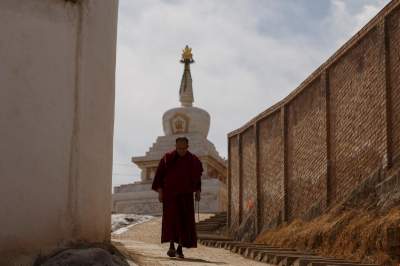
[175,137,189,156]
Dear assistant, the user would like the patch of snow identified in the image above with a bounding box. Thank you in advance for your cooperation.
[111,214,153,235]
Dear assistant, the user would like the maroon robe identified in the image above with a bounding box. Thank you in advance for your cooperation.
[152,150,203,248]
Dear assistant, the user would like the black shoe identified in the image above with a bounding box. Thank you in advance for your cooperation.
[176,245,184,259]
[167,247,176,257]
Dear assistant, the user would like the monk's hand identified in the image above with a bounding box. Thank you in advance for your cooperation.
[195,191,201,201]
[158,189,163,203]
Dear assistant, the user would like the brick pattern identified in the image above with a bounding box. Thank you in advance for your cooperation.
[387,7,400,163]
[286,78,327,220]
[227,1,400,234]
[229,136,240,229]
[241,127,256,221]
[328,27,386,203]
[258,111,284,230]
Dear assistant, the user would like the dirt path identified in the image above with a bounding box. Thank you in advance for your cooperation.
[112,215,271,266]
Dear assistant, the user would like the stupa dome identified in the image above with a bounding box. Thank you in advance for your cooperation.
[162,45,210,138]
[162,106,210,137]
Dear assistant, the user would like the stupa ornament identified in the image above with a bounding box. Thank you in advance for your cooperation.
[181,45,194,63]
[179,45,195,106]
[170,113,189,134]
[162,45,210,137]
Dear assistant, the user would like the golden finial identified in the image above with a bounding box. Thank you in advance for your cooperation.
[180,45,194,63]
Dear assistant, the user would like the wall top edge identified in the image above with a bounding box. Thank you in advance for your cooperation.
[227,0,399,139]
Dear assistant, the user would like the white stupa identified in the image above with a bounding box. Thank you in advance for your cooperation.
[112,46,227,215]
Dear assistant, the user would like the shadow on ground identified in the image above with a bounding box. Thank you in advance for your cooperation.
[171,257,227,264]
[158,256,227,264]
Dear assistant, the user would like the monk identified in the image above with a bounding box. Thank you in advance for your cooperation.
[152,136,203,259]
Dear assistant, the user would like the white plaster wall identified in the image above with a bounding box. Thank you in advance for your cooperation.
[0,0,118,264]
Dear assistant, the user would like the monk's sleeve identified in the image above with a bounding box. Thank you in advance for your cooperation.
[194,157,203,192]
[152,157,166,192]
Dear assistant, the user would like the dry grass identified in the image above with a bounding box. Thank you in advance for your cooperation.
[255,205,400,265]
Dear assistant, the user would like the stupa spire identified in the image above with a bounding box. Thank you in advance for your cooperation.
[179,45,194,107]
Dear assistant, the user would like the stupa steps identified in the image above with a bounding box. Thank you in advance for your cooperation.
[197,217,226,223]
[195,212,227,236]
[196,221,226,227]
[146,138,216,150]
[149,137,207,145]
[197,213,377,266]
[196,213,226,223]
[147,143,212,152]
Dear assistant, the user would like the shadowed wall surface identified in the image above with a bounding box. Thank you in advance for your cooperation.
[0,0,118,264]
[228,136,240,229]
[258,111,284,230]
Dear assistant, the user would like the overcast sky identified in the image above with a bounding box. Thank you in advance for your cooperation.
[112,0,389,188]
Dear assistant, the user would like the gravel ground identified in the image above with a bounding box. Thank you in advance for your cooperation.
[112,214,271,266]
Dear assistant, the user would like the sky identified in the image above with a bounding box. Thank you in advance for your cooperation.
[112,0,390,188]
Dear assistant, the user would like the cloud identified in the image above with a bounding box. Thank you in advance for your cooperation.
[113,0,389,188]
[326,0,388,47]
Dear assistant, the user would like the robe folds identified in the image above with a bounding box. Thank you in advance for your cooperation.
[152,150,203,248]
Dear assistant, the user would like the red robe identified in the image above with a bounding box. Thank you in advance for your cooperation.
[152,150,203,248]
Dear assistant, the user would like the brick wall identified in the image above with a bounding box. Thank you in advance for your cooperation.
[258,111,284,230]
[229,136,240,229]
[387,6,400,164]
[227,0,400,236]
[241,127,256,222]
[328,26,386,203]
[287,77,327,220]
